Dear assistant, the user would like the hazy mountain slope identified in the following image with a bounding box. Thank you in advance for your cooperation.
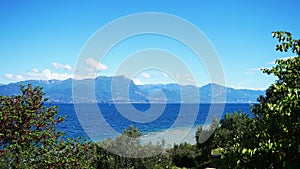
[0,77,264,103]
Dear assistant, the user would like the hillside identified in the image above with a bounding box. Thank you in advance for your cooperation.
[0,76,264,103]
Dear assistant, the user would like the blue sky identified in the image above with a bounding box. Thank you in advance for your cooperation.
[0,0,299,89]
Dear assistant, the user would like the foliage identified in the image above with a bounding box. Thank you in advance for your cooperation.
[214,31,300,168]
[250,31,300,168]
[163,118,220,169]
[195,117,218,162]
[272,31,300,54]
[213,112,257,168]
[3,30,299,169]
[0,84,92,168]
[168,142,199,168]
[214,112,256,149]
[90,125,172,169]
[0,85,188,168]
[123,124,143,138]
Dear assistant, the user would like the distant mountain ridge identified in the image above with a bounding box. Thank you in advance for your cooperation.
[0,76,265,103]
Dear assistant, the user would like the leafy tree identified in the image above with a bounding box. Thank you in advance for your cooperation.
[92,125,171,169]
[166,117,222,168]
[168,142,198,168]
[123,124,142,138]
[214,112,255,149]
[196,117,218,161]
[216,31,300,168]
[213,112,257,168]
[249,31,300,168]
[0,84,92,168]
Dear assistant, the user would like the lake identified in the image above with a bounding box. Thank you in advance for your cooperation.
[55,103,253,145]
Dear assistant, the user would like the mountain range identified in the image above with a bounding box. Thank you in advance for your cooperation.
[0,76,265,103]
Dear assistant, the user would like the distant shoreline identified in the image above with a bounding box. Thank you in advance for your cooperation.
[49,102,258,104]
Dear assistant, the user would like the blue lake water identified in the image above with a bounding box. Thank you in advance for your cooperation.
[55,103,253,143]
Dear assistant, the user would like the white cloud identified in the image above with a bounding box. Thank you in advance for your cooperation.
[42,69,51,80]
[229,80,267,90]
[267,60,276,65]
[52,62,72,70]
[3,74,24,81]
[27,71,41,79]
[50,72,73,80]
[80,68,97,79]
[230,85,266,90]
[184,74,195,83]
[4,74,14,79]
[133,78,143,85]
[32,68,39,73]
[85,68,95,74]
[16,75,24,81]
[245,68,263,75]
[247,56,297,75]
[245,71,256,75]
[141,72,150,78]
[248,68,261,71]
[85,58,108,71]
[162,72,169,77]
[65,64,72,70]
[25,68,73,81]
[2,62,75,83]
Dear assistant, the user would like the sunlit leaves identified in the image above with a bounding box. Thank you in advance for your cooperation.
[272,31,300,55]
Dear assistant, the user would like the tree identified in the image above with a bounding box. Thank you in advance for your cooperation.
[216,31,300,168]
[214,112,255,148]
[0,84,92,168]
[123,124,143,138]
[93,125,171,169]
[213,112,257,168]
[196,117,218,161]
[168,142,198,168]
[249,31,300,168]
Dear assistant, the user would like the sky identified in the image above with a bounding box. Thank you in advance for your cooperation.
[0,0,300,89]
